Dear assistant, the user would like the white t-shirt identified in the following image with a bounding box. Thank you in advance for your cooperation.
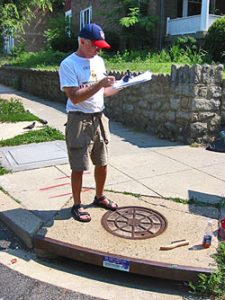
[59,53,106,113]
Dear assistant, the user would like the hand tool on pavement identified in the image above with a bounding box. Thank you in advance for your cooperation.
[160,239,189,250]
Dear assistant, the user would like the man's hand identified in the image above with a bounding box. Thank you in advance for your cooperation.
[64,75,117,104]
[100,76,115,88]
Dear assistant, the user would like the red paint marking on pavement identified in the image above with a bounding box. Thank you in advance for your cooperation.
[54,171,90,181]
[49,192,72,199]
[39,182,70,191]
[55,176,71,180]
[48,187,91,199]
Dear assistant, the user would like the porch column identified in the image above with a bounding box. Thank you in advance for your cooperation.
[200,0,210,31]
[182,0,188,17]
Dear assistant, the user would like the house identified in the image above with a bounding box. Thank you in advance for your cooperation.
[3,0,224,53]
[166,0,224,45]
[66,0,224,50]
[3,4,62,53]
[22,9,59,52]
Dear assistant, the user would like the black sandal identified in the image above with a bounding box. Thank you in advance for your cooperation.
[93,195,118,211]
[71,204,91,222]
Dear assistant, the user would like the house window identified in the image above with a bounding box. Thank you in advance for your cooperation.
[80,6,92,29]
[188,0,201,15]
[65,9,72,37]
[4,35,14,54]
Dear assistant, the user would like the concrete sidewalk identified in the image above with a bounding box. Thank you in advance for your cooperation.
[0,84,224,285]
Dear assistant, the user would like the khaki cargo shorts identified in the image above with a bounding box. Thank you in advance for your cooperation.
[65,111,110,171]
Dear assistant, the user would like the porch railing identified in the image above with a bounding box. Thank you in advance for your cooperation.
[166,14,222,36]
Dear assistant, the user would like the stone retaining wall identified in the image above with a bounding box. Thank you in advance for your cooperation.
[0,67,66,103]
[0,64,224,144]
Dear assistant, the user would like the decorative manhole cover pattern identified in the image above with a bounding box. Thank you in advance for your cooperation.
[101,206,167,240]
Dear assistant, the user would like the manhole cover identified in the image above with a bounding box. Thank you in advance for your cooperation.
[101,206,167,240]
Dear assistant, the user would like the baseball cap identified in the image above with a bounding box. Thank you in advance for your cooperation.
[79,23,111,49]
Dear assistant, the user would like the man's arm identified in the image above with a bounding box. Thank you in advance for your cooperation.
[104,86,120,97]
[63,76,115,104]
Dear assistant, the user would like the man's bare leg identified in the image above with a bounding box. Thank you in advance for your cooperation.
[94,165,117,209]
[95,165,107,198]
[71,170,91,221]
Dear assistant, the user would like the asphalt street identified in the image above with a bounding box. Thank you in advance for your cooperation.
[0,220,100,300]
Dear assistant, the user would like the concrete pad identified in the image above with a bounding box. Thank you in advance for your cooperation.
[108,121,184,159]
[106,180,159,197]
[58,163,132,187]
[109,152,190,180]
[0,121,46,140]
[109,135,181,158]
[0,166,71,222]
[200,162,225,181]
[155,146,225,168]
[110,122,181,149]
[0,190,43,248]
[57,164,160,197]
[34,191,218,281]
[140,169,225,203]
[109,135,149,157]
[0,141,68,172]
[140,196,219,219]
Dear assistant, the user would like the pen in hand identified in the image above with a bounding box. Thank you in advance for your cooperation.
[103,72,125,91]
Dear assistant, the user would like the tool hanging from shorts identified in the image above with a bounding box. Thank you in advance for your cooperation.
[98,115,109,144]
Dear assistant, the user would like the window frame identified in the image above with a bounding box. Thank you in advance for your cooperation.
[80,6,92,29]
[65,9,72,37]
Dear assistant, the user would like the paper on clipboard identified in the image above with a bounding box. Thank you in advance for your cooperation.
[113,71,152,90]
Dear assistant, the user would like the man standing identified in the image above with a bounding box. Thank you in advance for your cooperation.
[59,23,120,222]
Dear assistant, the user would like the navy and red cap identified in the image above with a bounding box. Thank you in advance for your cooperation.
[79,23,111,49]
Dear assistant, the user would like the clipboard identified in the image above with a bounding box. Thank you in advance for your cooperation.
[113,71,152,90]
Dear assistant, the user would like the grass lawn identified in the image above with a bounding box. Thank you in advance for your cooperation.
[0,98,64,146]
[1,50,224,77]
[0,98,38,122]
[0,126,64,147]
[0,97,64,174]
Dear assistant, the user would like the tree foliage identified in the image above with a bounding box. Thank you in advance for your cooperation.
[101,0,159,50]
[0,0,62,36]
[44,14,77,52]
[120,7,139,27]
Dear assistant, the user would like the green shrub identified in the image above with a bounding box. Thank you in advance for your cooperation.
[172,36,198,52]
[10,42,26,57]
[168,36,208,64]
[0,166,9,175]
[204,16,225,62]
[44,14,77,52]
[6,50,68,70]
[189,242,225,297]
